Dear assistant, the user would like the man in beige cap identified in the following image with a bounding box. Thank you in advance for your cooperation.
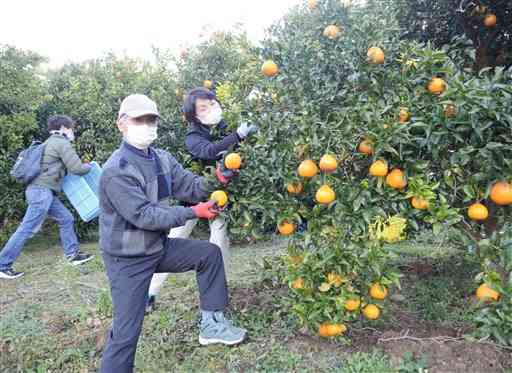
[98,94,247,373]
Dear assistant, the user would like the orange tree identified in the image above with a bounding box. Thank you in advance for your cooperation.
[174,0,512,343]
[0,45,47,242]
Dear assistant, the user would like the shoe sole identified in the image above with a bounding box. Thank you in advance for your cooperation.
[0,272,24,280]
[69,255,94,266]
[199,334,246,346]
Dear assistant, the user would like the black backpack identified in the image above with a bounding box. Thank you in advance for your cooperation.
[10,141,47,184]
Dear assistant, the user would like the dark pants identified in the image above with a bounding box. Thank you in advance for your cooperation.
[100,238,228,373]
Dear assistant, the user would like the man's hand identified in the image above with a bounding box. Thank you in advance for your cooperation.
[191,200,219,220]
[236,122,259,139]
[216,163,238,185]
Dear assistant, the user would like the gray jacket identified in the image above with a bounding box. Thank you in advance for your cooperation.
[31,133,91,192]
[99,142,210,257]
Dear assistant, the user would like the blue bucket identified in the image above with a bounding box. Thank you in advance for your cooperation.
[62,161,102,222]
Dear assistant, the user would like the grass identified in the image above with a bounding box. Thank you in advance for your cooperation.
[1,229,510,372]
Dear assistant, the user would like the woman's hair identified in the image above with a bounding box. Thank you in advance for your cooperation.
[47,115,75,132]
[182,88,218,123]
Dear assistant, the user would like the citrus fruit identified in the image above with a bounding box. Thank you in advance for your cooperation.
[224,153,242,170]
[261,60,279,77]
[444,103,457,118]
[367,46,385,64]
[369,160,388,177]
[427,77,446,95]
[344,298,361,311]
[319,154,337,173]
[298,159,318,178]
[278,221,295,236]
[411,197,429,210]
[468,203,489,221]
[358,140,373,155]
[386,169,407,189]
[210,190,228,207]
[323,25,341,39]
[484,14,497,27]
[363,304,380,320]
[287,182,303,194]
[370,283,388,300]
[476,283,499,302]
[316,185,336,204]
[291,277,305,290]
[490,181,512,205]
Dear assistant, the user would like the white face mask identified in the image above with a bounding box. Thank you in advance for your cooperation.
[125,124,158,149]
[66,130,75,142]
[197,105,223,126]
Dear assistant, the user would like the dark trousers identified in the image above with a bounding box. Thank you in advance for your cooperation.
[100,238,228,373]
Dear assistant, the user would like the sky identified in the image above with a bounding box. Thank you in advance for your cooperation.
[1,0,303,68]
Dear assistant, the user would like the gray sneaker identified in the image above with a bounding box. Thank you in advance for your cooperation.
[214,312,247,334]
[199,319,246,346]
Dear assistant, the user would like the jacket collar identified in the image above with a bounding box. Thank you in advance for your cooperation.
[121,141,155,160]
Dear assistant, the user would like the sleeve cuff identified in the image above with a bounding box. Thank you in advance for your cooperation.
[185,207,197,219]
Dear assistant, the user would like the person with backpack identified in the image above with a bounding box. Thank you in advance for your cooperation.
[0,115,94,280]
[145,87,258,312]
[99,94,246,372]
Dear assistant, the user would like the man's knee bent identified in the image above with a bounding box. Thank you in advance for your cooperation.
[203,242,223,259]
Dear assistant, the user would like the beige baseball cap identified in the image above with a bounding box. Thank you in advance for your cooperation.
[118,94,160,119]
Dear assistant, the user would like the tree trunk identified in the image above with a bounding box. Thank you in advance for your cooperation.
[474,43,490,72]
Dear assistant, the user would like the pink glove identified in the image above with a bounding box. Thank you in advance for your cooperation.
[216,164,230,185]
[191,201,218,220]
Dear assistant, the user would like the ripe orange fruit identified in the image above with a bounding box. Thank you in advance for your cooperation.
[358,140,373,155]
[224,153,242,170]
[484,14,497,27]
[370,283,388,300]
[318,323,330,337]
[427,77,446,95]
[369,160,388,177]
[323,25,341,39]
[287,182,303,194]
[411,197,429,210]
[476,283,499,302]
[278,221,295,236]
[319,154,338,173]
[386,169,407,189]
[490,181,512,205]
[318,323,346,337]
[399,108,410,123]
[291,277,305,290]
[468,203,488,221]
[298,159,318,178]
[203,80,213,89]
[367,46,385,64]
[444,103,457,118]
[327,323,347,337]
[210,190,228,207]
[344,298,361,311]
[363,304,380,320]
[307,0,317,9]
[316,185,336,204]
[261,60,279,77]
